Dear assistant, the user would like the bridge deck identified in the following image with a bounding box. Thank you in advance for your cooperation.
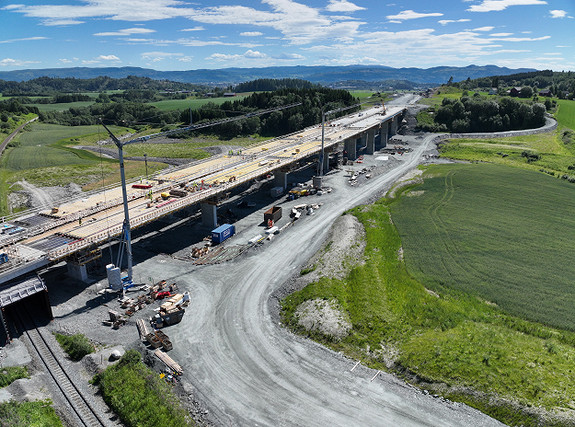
[0,105,403,283]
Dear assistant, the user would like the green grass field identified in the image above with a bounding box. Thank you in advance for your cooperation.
[31,101,95,112]
[151,94,249,111]
[392,163,575,330]
[0,122,164,214]
[282,163,575,425]
[556,99,575,130]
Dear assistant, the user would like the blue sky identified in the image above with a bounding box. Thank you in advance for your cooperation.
[1,0,573,72]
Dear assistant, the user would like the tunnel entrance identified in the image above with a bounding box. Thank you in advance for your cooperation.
[0,275,53,345]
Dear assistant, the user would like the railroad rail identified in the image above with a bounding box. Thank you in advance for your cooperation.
[13,309,108,427]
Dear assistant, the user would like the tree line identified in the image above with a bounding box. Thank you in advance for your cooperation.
[450,70,575,100]
[233,78,319,92]
[0,75,206,96]
[420,95,546,133]
[39,87,359,138]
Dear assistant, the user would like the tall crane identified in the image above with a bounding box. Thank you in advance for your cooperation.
[101,102,300,288]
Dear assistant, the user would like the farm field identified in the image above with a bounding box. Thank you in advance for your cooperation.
[391,163,575,330]
[31,101,95,112]
[0,122,163,215]
[151,94,249,111]
[556,99,575,130]
[283,162,575,425]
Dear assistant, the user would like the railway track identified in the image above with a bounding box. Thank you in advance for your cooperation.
[13,310,108,427]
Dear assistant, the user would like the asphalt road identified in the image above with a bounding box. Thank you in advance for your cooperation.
[138,96,504,426]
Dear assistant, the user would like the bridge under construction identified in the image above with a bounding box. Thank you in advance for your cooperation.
[0,104,405,289]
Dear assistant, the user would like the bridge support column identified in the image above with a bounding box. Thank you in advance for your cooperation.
[365,129,376,155]
[322,150,330,173]
[274,170,288,189]
[201,202,218,229]
[344,138,357,161]
[378,125,389,149]
[67,261,89,283]
[390,116,398,136]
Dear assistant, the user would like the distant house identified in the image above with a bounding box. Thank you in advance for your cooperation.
[508,87,522,97]
[488,88,498,95]
[539,89,552,97]
[223,92,236,97]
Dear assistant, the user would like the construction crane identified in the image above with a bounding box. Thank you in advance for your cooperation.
[101,102,300,289]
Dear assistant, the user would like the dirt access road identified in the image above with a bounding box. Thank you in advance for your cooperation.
[135,96,503,426]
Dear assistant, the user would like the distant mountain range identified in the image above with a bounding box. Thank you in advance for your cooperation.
[0,64,537,86]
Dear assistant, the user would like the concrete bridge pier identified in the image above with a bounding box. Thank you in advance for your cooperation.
[378,125,389,150]
[344,137,357,161]
[390,116,398,136]
[322,149,330,173]
[67,261,89,283]
[274,170,289,190]
[201,202,218,229]
[365,129,377,155]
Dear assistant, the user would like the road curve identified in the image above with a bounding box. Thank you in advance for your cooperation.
[142,96,503,426]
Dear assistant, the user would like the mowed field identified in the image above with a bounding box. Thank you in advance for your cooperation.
[150,94,250,111]
[391,163,575,331]
[2,123,106,170]
[556,99,575,130]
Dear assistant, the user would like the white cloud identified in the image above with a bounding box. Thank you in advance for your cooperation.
[468,0,547,13]
[473,26,494,31]
[490,35,550,42]
[44,19,85,26]
[206,49,269,63]
[438,19,471,25]
[141,51,186,62]
[206,53,243,61]
[386,10,443,21]
[272,53,305,60]
[98,54,120,61]
[244,49,267,58]
[181,26,204,32]
[490,32,513,36]
[3,0,196,24]
[549,10,572,19]
[94,27,155,37]
[192,2,364,45]
[325,0,365,13]
[0,36,47,44]
[0,58,40,67]
[240,32,264,37]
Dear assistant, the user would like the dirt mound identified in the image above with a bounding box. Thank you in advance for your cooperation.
[295,299,351,340]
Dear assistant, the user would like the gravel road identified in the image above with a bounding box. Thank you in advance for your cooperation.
[130,96,503,426]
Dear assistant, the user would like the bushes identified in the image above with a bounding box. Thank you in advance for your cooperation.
[93,350,192,427]
[0,400,62,426]
[54,333,94,361]
[0,366,29,388]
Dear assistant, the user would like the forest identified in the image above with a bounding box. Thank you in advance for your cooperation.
[420,95,547,133]
[37,87,359,138]
[453,70,575,99]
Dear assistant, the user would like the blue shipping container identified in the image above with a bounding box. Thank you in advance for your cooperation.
[212,224,235,244]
